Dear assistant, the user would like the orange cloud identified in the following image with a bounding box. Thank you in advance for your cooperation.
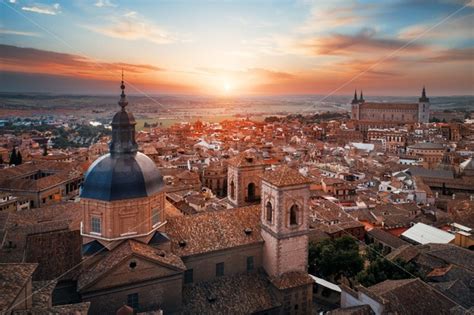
[300,28,427,56]
[0,44,164,78]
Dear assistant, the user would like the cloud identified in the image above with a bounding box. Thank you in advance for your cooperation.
[423,47,474,62]
[84,11,177,44]
[197,67,295,81]
[0,44,165,79]
[22,3,61,15]
[0,29,41,37]
[94,0,116,8]
[300,28,426,56]
[398,13,474,40]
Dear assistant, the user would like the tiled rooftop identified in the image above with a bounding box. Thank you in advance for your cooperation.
[268,271,313,290]
[262,165,313,187]
[182,272,279,314]
[366,278,459,314]
[0,263,37,312]
[78,239,185,290]
[166,205,263,257]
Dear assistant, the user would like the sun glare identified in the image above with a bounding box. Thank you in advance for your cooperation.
[223,81,232,93]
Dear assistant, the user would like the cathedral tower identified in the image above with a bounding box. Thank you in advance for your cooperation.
[418,86,430,123]
[351,90,360,120]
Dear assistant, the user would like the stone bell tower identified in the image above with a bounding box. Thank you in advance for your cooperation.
[260,165,312,277]
[227,153,265,207]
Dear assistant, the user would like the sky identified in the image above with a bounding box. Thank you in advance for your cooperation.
[0,0,473,96]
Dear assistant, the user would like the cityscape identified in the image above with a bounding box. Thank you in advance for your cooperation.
[0,1,473,315]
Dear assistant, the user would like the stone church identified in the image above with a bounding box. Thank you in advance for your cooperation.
[77,78,314,314]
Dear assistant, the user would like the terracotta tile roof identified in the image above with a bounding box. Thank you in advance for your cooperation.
[0,161,83,192]
[166,205,263,257]
[328,305,374,315]
[386,244,420,262]
[12,302,91,315]
[367,228,408,249]
[0,263,37,312]
[182,272,280,315]
[366,278,459,314]
[78,239,185,291]
[262,165,312,187]
[0,202,82,264]
[32,280,57,309]
[269,271,313,290]
[227,153,265,167]
[25,229,82,281]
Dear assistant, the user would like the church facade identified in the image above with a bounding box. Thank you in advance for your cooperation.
[77,78,314,314]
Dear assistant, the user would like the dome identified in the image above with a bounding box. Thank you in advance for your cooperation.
[80,152,164,201]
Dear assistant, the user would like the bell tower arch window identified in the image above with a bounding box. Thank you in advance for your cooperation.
[289,204,299,226]
[266,201,273,223]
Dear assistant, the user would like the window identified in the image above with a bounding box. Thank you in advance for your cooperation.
[266,201,273,223]
[184,269,193,284]
[247,183,256,201]
[216,262,224,277]
[91,217,101,234]
[127,293,139,309]
[247,256,254,271]
[151,208,160,226]
[230,181,235,200]
[290,205,299,226]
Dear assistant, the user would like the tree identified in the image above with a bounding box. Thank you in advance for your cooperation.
[357,258,423,287]
[16,151,22,165]
[365,243,381,263]
[9,148,17,165]
[308,236,364,280]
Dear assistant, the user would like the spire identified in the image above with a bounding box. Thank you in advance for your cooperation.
[118,69,128,111]
[359,90,364,103]
[109,73,138,155]
[419,85,429,102]
[351,89,358,104]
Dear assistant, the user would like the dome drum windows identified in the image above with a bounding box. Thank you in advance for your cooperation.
[91,216,102,234]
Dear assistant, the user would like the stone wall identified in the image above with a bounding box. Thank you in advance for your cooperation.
[183,243,263,284]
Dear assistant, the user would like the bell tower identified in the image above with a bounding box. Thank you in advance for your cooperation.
[260,166,311,277]
[227,153,265,207]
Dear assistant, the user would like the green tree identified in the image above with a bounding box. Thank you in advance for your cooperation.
[16,151,22,165]
[357,258,423,287]
[308,236,364,280]
[365,243,380,263]
[9,148,17,165]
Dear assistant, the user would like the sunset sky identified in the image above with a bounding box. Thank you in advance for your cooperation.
[0,0,473,96]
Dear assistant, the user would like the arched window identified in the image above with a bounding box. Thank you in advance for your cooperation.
[266,201,273,223]
[247,182,256,202]
[289,204,298,226]
[230,180,235,200]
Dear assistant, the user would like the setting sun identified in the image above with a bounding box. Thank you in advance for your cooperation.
[223,81,232,93]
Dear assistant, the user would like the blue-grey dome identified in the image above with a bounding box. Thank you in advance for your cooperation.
[80,152,164,201]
